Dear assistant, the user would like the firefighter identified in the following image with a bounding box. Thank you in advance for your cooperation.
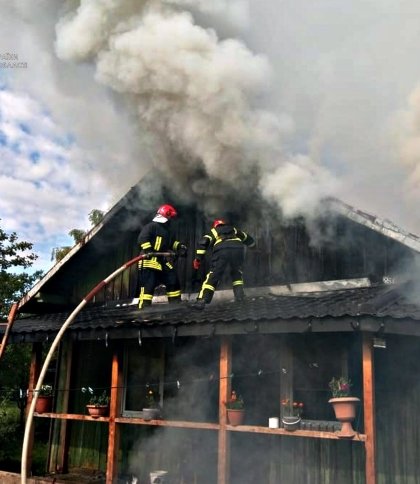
[137,204,187,309]
[192,219,255,309]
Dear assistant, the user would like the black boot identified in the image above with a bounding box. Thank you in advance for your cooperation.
[233,285,246,302]
[190,299,206,310]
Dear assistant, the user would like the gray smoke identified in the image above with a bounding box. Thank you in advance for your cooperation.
[3,0,420,232]
[52,0,336,218]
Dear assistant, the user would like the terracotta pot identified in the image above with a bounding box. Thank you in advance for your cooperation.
[86,405,109,418]
[35,396,52,414]
[329,397,360,438]
[227,408,245,426]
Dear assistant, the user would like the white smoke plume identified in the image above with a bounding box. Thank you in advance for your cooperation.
[395,85,420,206]
[261,154,339,219]
[4,0,420,234]
[52,0,334,217]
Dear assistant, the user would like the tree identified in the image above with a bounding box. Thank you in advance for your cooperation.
[51,209,105,263]
[0,221,42,449]
[0,221,42,321]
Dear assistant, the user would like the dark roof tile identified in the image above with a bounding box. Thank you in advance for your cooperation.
[6,284,420,336]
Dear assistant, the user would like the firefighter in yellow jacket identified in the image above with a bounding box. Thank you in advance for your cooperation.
[137,204,187,309]
[192,219,255,309]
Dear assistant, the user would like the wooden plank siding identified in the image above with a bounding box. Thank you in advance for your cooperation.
[34,330,420,484]
[41,333,375,483]
[30,209,415,312]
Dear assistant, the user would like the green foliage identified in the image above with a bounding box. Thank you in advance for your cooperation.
[88,209,104,226]
[82,387,110,406]
[0,220,42,319]
[0,344,31,390]
[329,376,352,398]
[225,390,245,409]
[51,209,105,262]
[38,385,53,397]
[50,246,72,262]
[0,398,21,463]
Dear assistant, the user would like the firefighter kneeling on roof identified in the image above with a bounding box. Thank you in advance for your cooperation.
[137,204,187,309]
[192,219,255,309]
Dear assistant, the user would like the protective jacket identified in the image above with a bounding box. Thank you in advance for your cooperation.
[138,221,183,271]
[194,224,255,305]
[137,220,185,309]
[195,224,255,260]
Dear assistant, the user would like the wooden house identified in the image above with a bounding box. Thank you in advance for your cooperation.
[2,176,420,484]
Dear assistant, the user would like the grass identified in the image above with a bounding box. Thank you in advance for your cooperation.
[0,401,49,475]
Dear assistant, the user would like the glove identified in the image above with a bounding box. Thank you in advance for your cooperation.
[141,251,152,259]
[193,258,201,270]
[178,243,188,257]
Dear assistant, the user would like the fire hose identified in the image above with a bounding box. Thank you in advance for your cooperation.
[21,252,174,483]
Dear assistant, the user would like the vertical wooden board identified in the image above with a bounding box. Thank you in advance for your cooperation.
[49,338,73,473]
[66,341,112,470]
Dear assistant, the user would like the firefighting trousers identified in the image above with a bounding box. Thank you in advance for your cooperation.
[198,246,245,304]
[138,266,181,309]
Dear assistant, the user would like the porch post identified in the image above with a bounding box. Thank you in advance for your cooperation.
[362,333,377,484]
[106,349,123,484]
[49,338,73,473]
[26,342,43,476]
[218,336,232,484]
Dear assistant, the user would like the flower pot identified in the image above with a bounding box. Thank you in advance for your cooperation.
[329,397,360,438]
[86,404,109,418]
[142,408,161,421]
[282,416,301,431]
[226,408,245,426]
[35,396,52,414]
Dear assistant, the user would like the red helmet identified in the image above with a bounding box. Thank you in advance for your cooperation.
[157,204,177,219]
[212,219,226,228]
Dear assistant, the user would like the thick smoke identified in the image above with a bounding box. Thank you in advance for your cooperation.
[53,0,335,218]
[4,0,420,233]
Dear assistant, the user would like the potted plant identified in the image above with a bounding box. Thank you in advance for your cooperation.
[35,384,53,414]
[281,398,304,431]
[142,387,161,421]
[328,376,360,438]
[225,390,245,426]
[83,387,110,418]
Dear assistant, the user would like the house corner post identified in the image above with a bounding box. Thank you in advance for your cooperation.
[362,332,377,484]
[218,336,232,484]
[106,349,122,484]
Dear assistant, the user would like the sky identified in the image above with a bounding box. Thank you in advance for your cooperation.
[1,0,420,275]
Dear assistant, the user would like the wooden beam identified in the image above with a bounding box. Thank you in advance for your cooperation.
[362,333,377,484]
[106,350,122,484]
[218,337,232,484]
[0,302,19,362]
[55,339,73,473]
[26,343,43,476]
[35,413,367,441]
